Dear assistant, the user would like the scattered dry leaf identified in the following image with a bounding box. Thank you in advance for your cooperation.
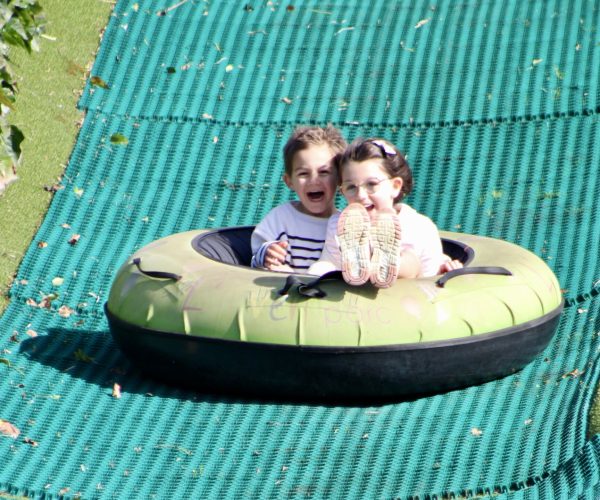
[400,41,415,52]
[532,58,543,66]
[470,427,483,437]
[44,183,64,193]
[68,234,81,245]
[225,64,234,72]
[26,329,38,338]
[281,97,293,104]
[562,368,583,379]
[38,241,48,248]
[0,419,20,439]
[415,18,431,29]
[74,349,94,363]
[90,76,109,89]
[335,26,354,36]
[61,223,71,229]
[110,133,129,145]
[23,437,38,446]
[554,66,564,80]
[26,298,38,307]
[58,305,75,318]
[112,383,122,399]
[202,113,213,119]
[52,277,64,287]
[39,293,59,309]
[157,0,190,16]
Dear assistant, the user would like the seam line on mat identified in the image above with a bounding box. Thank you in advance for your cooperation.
[75,105,600,129]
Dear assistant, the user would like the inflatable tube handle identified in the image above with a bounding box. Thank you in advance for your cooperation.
[132,257,182,281]
[436,266,512,288]
[278,275,305,296]
[278,271,343,299]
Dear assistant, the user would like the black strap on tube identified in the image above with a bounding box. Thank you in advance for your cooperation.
[278,271,343,299]
[132,257,182,281]
[435,266,512,288]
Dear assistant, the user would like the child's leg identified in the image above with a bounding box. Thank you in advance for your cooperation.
[337,203,371,285]
[396,249,421,279]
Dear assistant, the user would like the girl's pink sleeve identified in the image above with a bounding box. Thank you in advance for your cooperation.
[418,217,448,277]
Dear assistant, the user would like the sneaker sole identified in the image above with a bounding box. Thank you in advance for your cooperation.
[337,204,371,286]
[370,212,401,288]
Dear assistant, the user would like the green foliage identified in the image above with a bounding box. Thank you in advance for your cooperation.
[110,132,129,145]
[0,0,45,194]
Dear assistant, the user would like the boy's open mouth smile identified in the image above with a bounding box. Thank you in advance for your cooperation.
[307,191,325,201]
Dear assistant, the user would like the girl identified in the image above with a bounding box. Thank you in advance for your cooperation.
[308,138,462,287]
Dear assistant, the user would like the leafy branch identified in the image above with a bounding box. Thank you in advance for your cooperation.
[0,0,45,195]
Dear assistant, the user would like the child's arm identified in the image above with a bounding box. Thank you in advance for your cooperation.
[262,241,291,269]
[307,215,340,275]
[253,241,294,272]
[251,206,289,269]
[406,209,461,277]
[438,258,463,274]
[251,239,290,269]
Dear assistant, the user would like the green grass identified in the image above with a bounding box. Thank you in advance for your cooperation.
[0,0,113,314]
[590,382,600,437]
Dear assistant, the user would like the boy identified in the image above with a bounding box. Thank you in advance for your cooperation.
[251,125,347,272]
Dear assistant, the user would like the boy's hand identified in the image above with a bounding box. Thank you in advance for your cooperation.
[270,263,295,273]
[438,259,463,274]
[264,241,289,269]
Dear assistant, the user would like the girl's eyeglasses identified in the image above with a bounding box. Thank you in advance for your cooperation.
[340,177,391,197]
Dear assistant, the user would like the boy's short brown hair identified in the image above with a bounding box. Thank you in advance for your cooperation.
[283,125,347,176]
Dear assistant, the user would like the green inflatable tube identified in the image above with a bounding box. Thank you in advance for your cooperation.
[105,227,563,401]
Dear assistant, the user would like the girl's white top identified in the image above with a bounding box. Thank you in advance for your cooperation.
[308,203,449,277]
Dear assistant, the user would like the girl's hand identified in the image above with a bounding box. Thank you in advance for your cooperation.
[264,241,289,269]
[438,259,463,274]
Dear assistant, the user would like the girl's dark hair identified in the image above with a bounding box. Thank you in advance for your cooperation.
[336,138,413,202]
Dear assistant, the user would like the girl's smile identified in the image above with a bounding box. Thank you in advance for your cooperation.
[340,159,403,216]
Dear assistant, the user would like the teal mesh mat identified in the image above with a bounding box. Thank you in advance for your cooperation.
[80,0,600,125]
[1,0,600,498]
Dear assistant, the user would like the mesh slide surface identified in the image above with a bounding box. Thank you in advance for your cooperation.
[1,0,600,498]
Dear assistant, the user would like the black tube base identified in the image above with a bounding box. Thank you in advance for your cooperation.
[105,304,562,403]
